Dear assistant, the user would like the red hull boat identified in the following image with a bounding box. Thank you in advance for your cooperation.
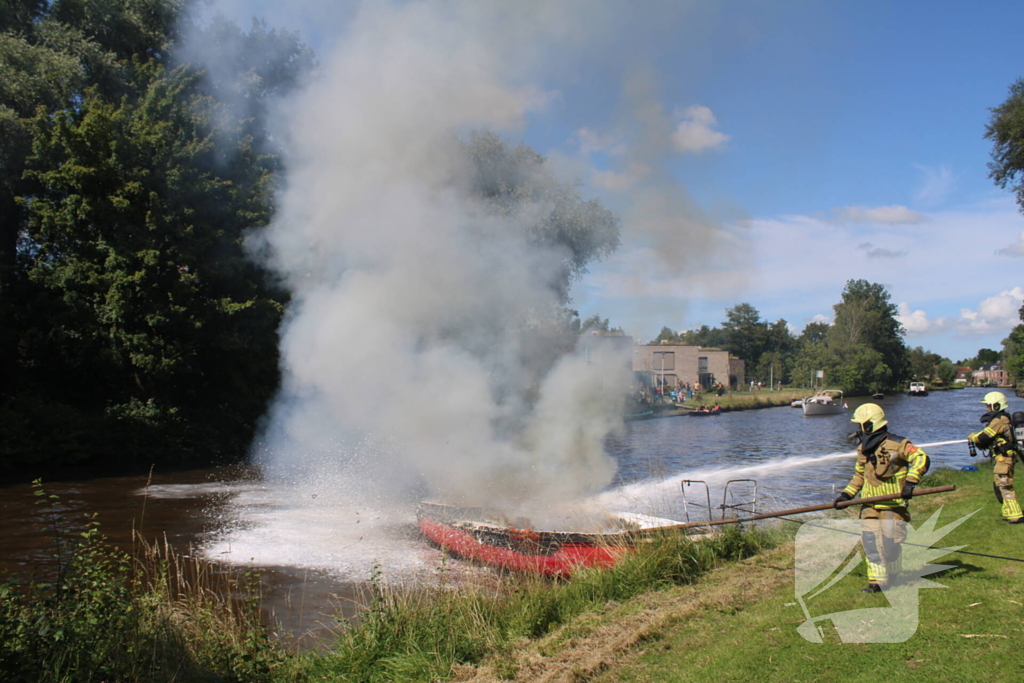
[416,502,684,577]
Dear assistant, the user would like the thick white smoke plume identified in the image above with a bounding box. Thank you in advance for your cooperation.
[248,1,631,514]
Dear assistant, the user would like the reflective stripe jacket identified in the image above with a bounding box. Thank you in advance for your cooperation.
[970,414,1019,474]
[843,433,930,508]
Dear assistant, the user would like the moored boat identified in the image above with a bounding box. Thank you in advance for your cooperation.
[801,389,846,416]
[416,502,685,576]
[908,381,928,396]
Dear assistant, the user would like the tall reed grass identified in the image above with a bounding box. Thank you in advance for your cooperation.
[1,482,779,683]
[0,481,289,683]
[304,525,779,683]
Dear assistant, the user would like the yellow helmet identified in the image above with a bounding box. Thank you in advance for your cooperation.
[851,403,887,433]
[982,391,1008,412]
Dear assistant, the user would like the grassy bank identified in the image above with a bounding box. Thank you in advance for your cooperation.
[13,467,1015,682]
[702,389,810,411]
[0,481,778,682]
[583,465,1024,683]
[299,528,776,683]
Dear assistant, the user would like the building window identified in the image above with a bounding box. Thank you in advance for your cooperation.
[653,351,675,371]
[698,356,708,372]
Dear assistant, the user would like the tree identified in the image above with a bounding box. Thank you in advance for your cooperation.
[1003,303,1024,383]
[721,303,768,366]
[986,78,1024,214]
[908,346,945,381]
[800,321,830,346]
[977,348,1001,365]
[0,3,316,474]
[679,324,728,348]
[652,326,680,344]
[935,360,958,386]
[1,0,183,396]
[829,279,909,389]
[789,281,909,394]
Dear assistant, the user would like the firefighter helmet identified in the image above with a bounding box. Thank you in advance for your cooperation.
[851,402,887,434]
[982,391,1008,412]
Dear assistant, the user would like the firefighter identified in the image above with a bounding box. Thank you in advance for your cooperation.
[834,403,930,592]
[968,391,1022,523]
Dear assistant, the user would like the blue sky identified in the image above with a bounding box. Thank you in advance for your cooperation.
[213,0,1024,362]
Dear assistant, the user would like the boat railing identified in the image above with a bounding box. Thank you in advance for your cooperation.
[680,478,759,524]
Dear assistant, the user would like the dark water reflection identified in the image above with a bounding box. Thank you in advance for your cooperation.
[0,387,1003,646]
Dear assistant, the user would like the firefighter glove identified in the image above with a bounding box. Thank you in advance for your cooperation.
[901,481,916,500]
[968,432,979,443]
[834,491,853,508]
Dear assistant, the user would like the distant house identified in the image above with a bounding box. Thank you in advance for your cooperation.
[974,362,1009,387]
[954,367,973,384]
[632,344,744,390]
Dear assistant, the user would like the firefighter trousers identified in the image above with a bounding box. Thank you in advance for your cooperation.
[860,507,909,586]
[992,456,1022,521]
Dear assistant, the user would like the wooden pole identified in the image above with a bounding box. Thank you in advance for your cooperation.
[642,484,956,533]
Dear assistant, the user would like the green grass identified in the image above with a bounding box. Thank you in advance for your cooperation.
[596,465,1024,683]
[0,480,781,683]
[705,389,810,411]
[300,527,779,683]
[29,468,1021,683]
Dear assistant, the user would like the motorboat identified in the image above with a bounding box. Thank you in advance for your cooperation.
[801,389,847,416]
[416,502,686,576]
[908,382,928,396]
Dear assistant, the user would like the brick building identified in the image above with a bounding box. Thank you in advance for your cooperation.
[974,362,1009,386]
[632,344,745,390]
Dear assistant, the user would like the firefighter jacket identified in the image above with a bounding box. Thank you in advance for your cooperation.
[843,432,930,509]
[970,413,1019,474]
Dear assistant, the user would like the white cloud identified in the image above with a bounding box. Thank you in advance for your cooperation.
[996,230,1024,257]
[575,127,627,156]
[670,105,729,153]
[897,302,951,336]
[958,287,1024,336]
[858,242,908,259]
[582,197,1023,359]
[835,205,925,224]
[808,313,832,325]
[592,162,652,192]
[913,163,954,207]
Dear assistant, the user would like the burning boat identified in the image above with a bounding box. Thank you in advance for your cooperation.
[416,502,686,576]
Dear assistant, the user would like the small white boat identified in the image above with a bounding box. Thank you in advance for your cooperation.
[802,389,847,416]
[908,382,928,396]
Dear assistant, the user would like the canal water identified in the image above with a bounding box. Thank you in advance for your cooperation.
[0,387,1006,645]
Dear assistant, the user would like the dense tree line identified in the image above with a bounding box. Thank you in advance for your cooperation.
[0,4,623,478]
[655,280,924,395]
[988,77,1024,385]
[0,0,314,475]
